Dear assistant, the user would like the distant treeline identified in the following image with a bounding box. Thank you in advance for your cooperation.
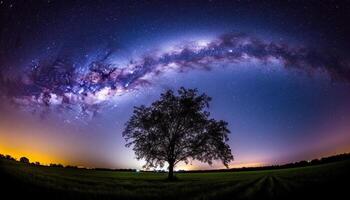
[0,154,138,171]
[0,154,63,168]
[93,168,138,172]
[1,152,350,172]
[180,153,350,173]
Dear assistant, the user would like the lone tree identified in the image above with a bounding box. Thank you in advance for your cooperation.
[123,87,233,179]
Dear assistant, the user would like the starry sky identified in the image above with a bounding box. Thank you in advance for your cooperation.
[0,0,350,169]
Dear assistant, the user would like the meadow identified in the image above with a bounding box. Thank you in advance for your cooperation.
[1,158,349,199]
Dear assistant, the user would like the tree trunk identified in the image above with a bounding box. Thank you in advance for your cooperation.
[168,162,174,180]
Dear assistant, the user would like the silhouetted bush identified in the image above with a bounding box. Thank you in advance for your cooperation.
[94,168,137,172]
[5,155,15,161]
[311,159,320,165]
[20,157,30,164]
[65,165,78,169]
[49,163,63,168]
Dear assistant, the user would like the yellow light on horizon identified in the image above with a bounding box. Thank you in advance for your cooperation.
[0,144,68,165]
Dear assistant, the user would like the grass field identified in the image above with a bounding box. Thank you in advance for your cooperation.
[1,158,349,199]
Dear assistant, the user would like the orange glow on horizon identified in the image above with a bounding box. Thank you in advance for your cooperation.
[0,126,70,166]
[0,144,68,166]
[1,119,350,170]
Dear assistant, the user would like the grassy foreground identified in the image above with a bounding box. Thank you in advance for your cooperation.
[1,158,349,200]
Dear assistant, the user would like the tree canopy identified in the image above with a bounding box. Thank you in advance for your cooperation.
[123,87,233,179]
[19,157,29,164]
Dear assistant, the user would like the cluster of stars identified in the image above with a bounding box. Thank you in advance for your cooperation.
[0,32,349,119]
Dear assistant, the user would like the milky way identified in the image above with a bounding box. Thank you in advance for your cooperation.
[0,32,349,118]
[1,0,350,168]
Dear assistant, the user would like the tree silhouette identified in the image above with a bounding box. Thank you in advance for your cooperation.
[123,87,233,179]
[19,157,29,164]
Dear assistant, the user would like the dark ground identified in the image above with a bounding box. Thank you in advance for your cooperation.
[1,158,349,200]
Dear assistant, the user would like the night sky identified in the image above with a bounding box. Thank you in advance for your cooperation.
[1,0,350,169]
